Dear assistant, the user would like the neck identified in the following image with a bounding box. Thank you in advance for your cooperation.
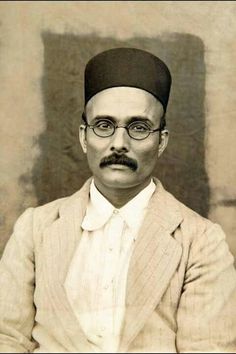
[93,177,152,208]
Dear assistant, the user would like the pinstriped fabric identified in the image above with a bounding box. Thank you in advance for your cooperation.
[0,178,236,352]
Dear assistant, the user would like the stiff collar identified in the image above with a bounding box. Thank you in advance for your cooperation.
[81,179,156,233]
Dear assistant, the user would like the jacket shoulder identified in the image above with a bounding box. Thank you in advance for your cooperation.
[160,185,224,244]
[32,180,91,231]
[34,196,68,215]
[179,200,213,231]
[176,197,226,247]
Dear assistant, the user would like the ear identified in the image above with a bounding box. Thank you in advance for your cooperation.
[158,129,169,157]
[79,124,87,153]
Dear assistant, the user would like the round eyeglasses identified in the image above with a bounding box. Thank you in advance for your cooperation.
[85,119,162,141]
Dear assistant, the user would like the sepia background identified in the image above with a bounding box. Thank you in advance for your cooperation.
[0,1,236,260]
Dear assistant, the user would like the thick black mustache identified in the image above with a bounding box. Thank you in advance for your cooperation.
[100,153,138,171]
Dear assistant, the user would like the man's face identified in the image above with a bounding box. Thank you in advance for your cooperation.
[79,87,168,192]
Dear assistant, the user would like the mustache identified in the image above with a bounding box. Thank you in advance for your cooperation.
[100,153,138,171]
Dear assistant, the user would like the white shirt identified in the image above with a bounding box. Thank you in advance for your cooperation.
[64,179,156,353]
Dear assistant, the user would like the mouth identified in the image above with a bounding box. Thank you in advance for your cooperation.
[107,164,131,170]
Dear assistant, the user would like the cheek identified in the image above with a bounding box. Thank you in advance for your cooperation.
[85,137,108,164]
[135,141,160,164]
[86,134,106,151]
[86,146,100,164]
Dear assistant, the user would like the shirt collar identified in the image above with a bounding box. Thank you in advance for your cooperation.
[81,179,156,232]
[119,180,156,232]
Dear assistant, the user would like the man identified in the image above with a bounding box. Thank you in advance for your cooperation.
[0,47,236,353]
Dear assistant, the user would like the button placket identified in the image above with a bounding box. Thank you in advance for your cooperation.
[102,213,123,297]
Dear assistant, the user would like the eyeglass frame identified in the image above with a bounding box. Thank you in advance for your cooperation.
[81,112,166,141]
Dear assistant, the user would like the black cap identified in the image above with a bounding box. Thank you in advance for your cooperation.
[84,47,172,111]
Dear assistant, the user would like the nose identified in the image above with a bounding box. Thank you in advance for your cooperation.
[110,126,129,153]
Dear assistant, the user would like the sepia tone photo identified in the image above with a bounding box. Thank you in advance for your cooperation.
[0,1,236,352]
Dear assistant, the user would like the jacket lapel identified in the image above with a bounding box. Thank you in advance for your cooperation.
[41,177,183,352]
[119,180,183,352]
[42,179,94,352]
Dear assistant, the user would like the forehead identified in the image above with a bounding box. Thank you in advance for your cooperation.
[85,87,164,121]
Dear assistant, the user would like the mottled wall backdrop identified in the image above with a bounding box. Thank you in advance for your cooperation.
[0,2,236,259]
[35,33,208,216]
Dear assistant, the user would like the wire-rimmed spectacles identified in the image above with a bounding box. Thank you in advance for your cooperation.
[85,119,162,141]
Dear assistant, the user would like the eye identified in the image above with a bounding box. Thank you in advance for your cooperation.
[129,122,150,132]
[95,120,114,130]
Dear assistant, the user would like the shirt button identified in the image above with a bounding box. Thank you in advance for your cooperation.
[109,247,113,251]
[103,284,109,290]
[113,209,119,214]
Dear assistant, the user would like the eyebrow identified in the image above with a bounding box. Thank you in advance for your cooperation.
[91,115,154,126]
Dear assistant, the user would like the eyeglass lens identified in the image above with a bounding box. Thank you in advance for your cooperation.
[92,120,151,140]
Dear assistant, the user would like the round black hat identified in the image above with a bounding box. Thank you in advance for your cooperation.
[84,47,172,111]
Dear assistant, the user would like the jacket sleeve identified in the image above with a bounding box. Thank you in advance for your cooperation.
[0,208,37,353]
[176,223,236,353]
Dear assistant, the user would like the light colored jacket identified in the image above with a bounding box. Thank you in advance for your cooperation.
[0,178,236,353]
